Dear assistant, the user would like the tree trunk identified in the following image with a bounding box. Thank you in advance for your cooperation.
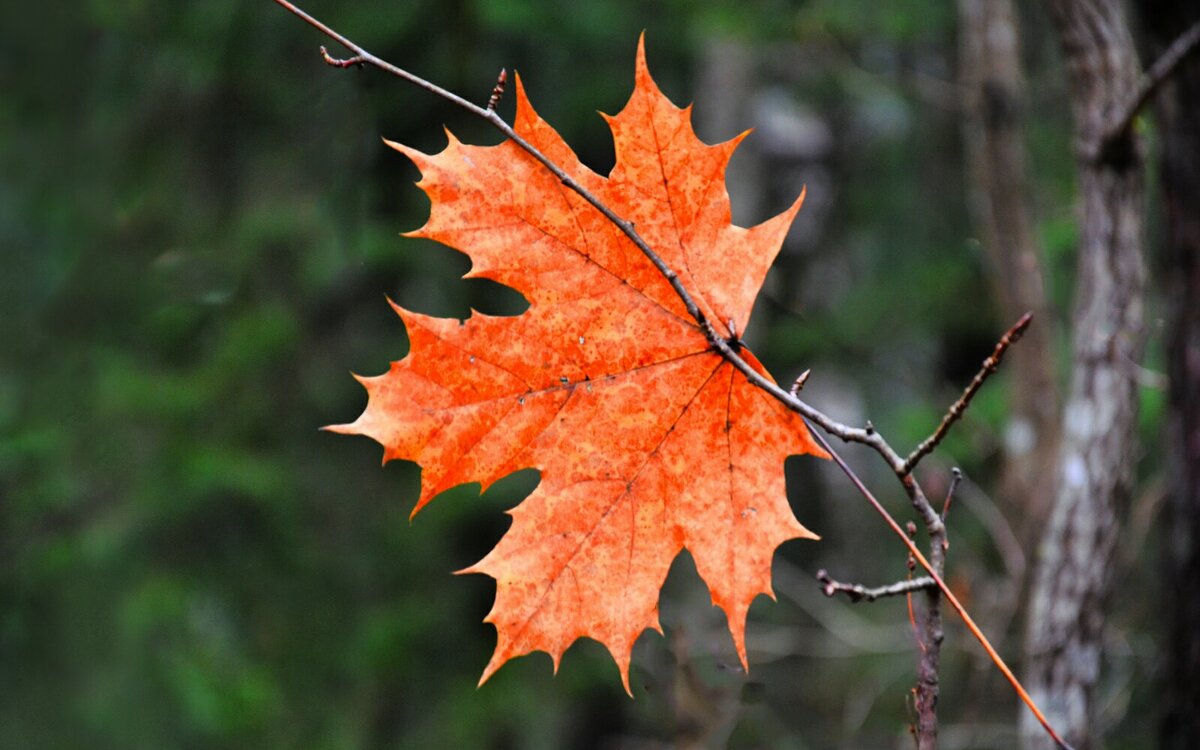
[957,0,1060,532]
[1021,2,1146,748]
[1134,2,1200,747]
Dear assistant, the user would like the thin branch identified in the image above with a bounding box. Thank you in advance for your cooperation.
[320,45,364,68]
[271,4,1069,746]
[270,2,897,469]
[903,312,1032,474]
[271,0,718,341]
[1097,17,1200,155]
[905,520,925,656]
[789,369,811,396]
[487,69,508,112]
[942,467,962,522]
[818,569,936,602]
[802,425,1073,750]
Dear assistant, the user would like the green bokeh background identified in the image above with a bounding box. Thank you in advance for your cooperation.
[2,1,1165,747]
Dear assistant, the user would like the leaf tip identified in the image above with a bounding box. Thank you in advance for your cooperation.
[802,427,831,462]
[408,486,440,519]
[617,663,634,698]
[383,295,410,322]
[477,648,508,688]
[733,635,750,675]
[381,137,426,166]
[634,31,650,84]
[513,71,537,132]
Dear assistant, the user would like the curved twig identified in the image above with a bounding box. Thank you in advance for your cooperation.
[270,3,1068,746]
[1094,17,1200,158]
[804,425,1073,750]
[269,0,884,459]
[903,312,1032,474]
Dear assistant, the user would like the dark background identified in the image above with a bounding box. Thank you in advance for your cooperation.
[1,1,1168,747]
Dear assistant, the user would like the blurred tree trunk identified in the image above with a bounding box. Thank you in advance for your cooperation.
[1134,2,1200,747]
[957,0,1060,532]
[1020,1,1146,748]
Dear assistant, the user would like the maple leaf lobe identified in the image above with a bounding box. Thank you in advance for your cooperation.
[331,34,827,694]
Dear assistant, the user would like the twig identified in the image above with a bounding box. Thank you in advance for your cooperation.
[802,425,1073,750]
[904,521,924,657]
[903,312,1032,474]
[320,45,364,68]
[772,560,921,654]
[942,467,962,522]
[271,4,1069,746]
[1094,18,1200,157]
[271,0,721,344]
[818,569,936,603]
[789,369,810,396]
[487,68,507,111]
[269,2,893,469]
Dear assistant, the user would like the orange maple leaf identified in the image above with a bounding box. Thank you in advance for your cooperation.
[331,36,828,692]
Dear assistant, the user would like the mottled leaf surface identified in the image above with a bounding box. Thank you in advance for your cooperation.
[332,36,827,691]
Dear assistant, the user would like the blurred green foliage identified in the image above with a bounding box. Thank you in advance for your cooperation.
[1,0,1165,747]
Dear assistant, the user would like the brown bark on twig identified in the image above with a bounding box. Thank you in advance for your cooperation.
[1097,17,1200,160]
[817,570,936,603]
[270,3,1072,746]
[957,0,1060,529]
[1135,1,1200,746]
[904,312,1033,474]
[805,426,1069,749]
[1022,2,1147,749]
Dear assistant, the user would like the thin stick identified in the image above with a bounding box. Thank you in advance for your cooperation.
[1096,18,1200,157]
[789,369,811,396]
[320,45,364,68]
[269,1,897,465]
[903,312,1032,474]
[487,68,507,111]
[804,424,1075,750]
[271,0,717,342]
[818,570,936,602]
[907,584,924,654]
[271,4,1068,745]
[902,521,926,655]
[942,467,962,522]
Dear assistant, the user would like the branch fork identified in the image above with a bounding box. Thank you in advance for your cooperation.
[1086,17,1200,161]
[271,3,1072,747]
